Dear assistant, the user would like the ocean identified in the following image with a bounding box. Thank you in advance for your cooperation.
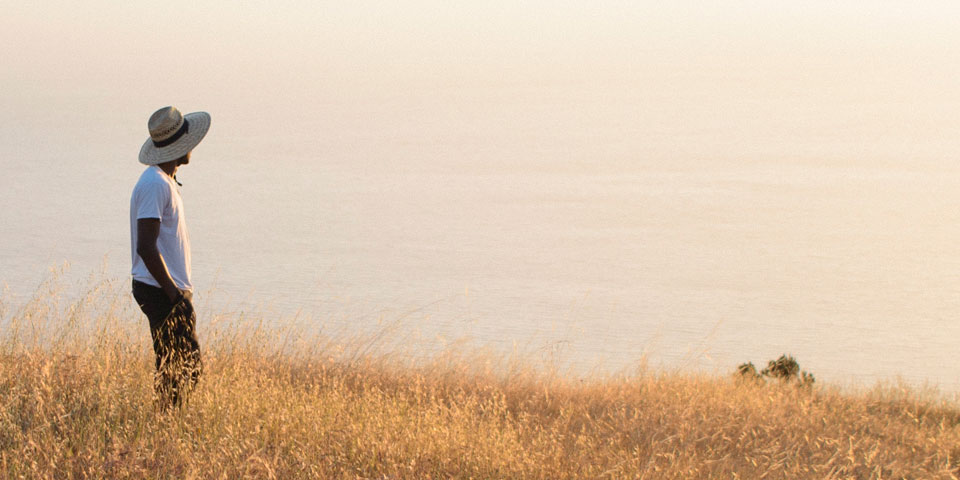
[3,1,960,390]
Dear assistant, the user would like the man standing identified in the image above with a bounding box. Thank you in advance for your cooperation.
[130,106,210,408]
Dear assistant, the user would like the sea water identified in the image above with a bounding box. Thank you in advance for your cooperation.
[3,1,960,390]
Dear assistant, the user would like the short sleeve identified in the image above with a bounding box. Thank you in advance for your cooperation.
[134,180,170,221]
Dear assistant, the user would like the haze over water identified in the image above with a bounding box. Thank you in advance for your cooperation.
[3,1,960,389]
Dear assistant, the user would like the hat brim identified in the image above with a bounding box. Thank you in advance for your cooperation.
[139,112,211,165]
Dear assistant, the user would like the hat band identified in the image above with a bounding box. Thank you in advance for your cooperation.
[152,119,190,148]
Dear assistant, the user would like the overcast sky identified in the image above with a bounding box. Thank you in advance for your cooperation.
[2,1,959,167]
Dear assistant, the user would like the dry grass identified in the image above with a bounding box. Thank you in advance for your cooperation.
[2,274,960,479]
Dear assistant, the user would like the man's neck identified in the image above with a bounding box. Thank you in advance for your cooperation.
[156,161,177,177]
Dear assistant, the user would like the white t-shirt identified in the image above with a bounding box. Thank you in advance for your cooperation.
[130,165,192,291]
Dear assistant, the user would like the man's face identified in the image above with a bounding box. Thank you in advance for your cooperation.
[178,152,191,166]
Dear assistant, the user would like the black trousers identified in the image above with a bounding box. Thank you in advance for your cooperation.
[132,280,202,408]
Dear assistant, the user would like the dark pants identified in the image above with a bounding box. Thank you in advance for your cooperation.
[132,280,202,408]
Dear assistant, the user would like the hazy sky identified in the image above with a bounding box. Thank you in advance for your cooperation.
[2,1,959,168]
[4,2,958,96]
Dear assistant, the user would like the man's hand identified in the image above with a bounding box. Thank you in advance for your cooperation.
[163,285,191,303]
[163,284,181,303]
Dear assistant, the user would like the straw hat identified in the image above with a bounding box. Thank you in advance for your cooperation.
[139,106,211,165]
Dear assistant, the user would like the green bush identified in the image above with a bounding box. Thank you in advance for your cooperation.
[737,355,814,387]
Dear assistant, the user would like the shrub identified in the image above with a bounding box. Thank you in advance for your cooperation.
[735,362,761,382]
[737,355,814,387]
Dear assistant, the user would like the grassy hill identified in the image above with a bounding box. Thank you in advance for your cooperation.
[2,278,959,478]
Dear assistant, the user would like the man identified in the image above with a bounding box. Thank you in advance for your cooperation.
[130,106,210,408]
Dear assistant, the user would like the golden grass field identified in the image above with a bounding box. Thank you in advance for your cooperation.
[3,274,960,479]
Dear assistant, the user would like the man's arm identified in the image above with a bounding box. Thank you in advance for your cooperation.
[136,218,184,302]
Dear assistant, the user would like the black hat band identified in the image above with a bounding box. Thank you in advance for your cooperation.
[152,119,190,148]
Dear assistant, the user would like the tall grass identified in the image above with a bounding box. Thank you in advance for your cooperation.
[2,273,960,478]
